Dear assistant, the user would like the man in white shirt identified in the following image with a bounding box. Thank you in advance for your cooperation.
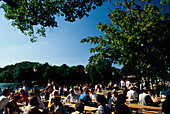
[120,79,125,88]
[127,87,138,103]
[126,79,131,89]
[0,89,9,113]
[89,89,97,101]
[138,89,153,106]
[63,90,79,103]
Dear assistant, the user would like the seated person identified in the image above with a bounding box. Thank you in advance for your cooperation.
[50,97,66,114]
[112,91,118,103]
[148,89,160,106]
[63,90,79,104]
[138,89,153,106]
[18,89,29,106]
[160,87,167,98]
[34,89,45,110]
[107,92,114,110]
[4,95,21,114]
[23,96,42,114]
[89,89,97,101]
[48,91,59,107]
[79,90,91,105]
[162,90,170,114]
[97,95,111,114]
[127,87,138,103]
[114,94,131,114]
[0,89,10,113]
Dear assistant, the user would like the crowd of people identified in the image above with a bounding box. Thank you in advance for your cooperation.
[0,79,169,114]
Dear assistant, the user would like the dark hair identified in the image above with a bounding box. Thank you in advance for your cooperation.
[85,90,89,94]
[2,89,9,96]
[53,96,60,102]
[97,95,107,105]
[54,91,59,96]
[12,95,20,100]
[20,89,25,93]
[30,96,39,106]
[116,94,126,105]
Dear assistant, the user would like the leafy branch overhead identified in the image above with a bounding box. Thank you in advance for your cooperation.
[81,0,170,77]
[0,0,106,42]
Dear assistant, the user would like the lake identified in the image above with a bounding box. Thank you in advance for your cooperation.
[0,83,21,90]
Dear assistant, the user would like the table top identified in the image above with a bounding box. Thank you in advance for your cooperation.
[126,103,161,111]
[65,103,98,112]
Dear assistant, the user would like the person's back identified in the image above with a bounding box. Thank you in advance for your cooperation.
[127,87,138,100]
[114,94,131,114]
[79,90,91,105]
[139,89,153,106]
[0,89,9,113]
[97,95,111,114]
[98,105,111,114]
[23,96,42,114]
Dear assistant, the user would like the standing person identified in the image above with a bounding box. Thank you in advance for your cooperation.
[47,79,51,89]
[120,79,125,88]
[108,80,113,90]
[59,85,63,96]
[97,95,111,114]
[0,89,9,113]
[22,81,28,94]
[51,81,56,90]
[114,94,131,114]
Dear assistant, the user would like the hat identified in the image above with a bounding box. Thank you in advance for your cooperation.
[22,81,26,83]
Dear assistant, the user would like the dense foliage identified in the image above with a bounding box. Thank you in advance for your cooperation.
[0,0,106,42]
[81,0,170,80]
[0,61,121,85]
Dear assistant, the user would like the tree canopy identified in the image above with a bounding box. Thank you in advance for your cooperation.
[0,61,120,85]
[81,0,170,79]
[0,0,107,42]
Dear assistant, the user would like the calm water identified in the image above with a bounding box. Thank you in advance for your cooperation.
[0,83,21,90]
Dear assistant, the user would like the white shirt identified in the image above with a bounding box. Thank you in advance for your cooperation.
[120,80,125,87]
[90,93,97,101]
[23,85,28,93]
[126,81,131,88]
[0,95,9,113]
[127,90,138,99]
[64,94,79,103]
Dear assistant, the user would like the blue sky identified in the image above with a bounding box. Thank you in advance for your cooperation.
[0,0,169,68]
[0,1,117,68]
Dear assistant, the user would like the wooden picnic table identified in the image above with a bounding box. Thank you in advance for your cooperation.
[64,103,98,112]
[126,103,162,114]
